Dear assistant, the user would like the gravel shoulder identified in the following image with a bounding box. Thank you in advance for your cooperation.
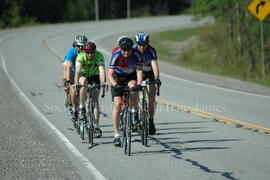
[0,35,82,179]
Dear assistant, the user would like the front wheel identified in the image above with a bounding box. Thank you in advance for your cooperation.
[88,112,94,146]
[127,109,132,156]
[80,119,85,140]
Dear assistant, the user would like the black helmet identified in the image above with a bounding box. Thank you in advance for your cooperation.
[118,37,133,51]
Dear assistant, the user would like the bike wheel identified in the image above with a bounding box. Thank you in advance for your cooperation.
[121,110,128,154]
[77,120,81,134]
[142,105,148,146]
[88,113,94,146]
[80,119,85,140]
[127,109,132,156]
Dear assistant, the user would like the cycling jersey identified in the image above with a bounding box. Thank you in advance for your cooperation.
[112,46,120,54]
[76,51,105,77]
[134,45,157,72]
[65,48,78,72]
[109,49,142,75]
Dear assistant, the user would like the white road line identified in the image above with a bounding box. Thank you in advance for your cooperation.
[0,35,106,180]
[92,33,270,100]
[160,73,270,99]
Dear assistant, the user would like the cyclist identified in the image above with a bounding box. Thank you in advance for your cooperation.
[75,41,107,138]
[108,37,143,146]
[61,41,77,86]
[64,35,88,120]
[134,31,162,135]
[111,35,128,54]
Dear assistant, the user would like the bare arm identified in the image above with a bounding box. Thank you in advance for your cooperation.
[136,65,143,85]
[99,65,106,83]
[75,62,81,83]
[151,60,159,80]
[66,61,73,81]
[108,68,117,86]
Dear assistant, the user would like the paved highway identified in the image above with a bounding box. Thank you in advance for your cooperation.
[1,16,270,180]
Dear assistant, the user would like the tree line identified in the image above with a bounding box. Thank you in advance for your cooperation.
[0,0,190,28]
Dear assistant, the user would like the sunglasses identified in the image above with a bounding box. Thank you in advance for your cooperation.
[86,51,94,54]
[120,48,132,51]
[137,43,148,47]
[76,45,84,48]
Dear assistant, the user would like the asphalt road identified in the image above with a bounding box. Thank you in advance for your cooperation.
[1,16,270,180]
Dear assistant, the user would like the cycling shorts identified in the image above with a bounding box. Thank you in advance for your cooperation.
[143,71,155,83]
[112,72,137,97]
[80,73,100,87]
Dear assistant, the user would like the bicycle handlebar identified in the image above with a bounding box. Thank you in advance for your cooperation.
[75,84,106,98]
[141,80,160,96]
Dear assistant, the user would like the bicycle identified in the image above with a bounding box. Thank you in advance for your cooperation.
[138,80,160,147]
[76,83,105,146]
[119,86,133,156]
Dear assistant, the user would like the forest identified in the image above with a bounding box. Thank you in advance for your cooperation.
[1,0,269,83]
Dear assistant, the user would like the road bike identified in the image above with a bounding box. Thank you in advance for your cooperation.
[138,80,160,147]
[76,84,105,146]
[119,86,133,155]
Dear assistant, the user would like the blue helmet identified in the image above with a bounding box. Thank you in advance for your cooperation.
[135,32,149,43]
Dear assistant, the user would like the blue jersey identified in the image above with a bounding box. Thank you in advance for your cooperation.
[134,45,157,72]
[109,49,142,75]
[65,48,78,72]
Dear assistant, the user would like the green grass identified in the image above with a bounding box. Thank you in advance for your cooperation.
[150,26,270,87]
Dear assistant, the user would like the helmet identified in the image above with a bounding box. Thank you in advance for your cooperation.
[135,32,149,43]
[75,35,87,46]
[84,42,96,53]
[118,37,133,51]
[117,35,128,44]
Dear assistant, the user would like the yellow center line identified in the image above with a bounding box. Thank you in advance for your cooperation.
[156,97,270,133]
[43,38,269,134]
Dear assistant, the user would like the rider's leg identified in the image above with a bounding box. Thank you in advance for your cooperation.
[129,80,138,110]
[93,88,100,125]
[148,84,156,119]
[112,96,122,135]
[79,77,88,106]
[78,77,88,119]
[70,87,77,111]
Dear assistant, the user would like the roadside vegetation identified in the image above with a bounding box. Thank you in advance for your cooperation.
[152,0,270,87]
[1,0,269,86]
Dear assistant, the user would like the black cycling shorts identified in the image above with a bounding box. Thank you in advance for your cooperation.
[80,73,100,87]
[112,72,137,97]
[143,71,155,83]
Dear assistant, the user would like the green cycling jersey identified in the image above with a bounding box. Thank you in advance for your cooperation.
[76,51,105,77]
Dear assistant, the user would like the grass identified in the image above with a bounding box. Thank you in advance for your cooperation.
[150,26,270,87]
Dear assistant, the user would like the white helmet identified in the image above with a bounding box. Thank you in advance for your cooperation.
[75,35,87,46]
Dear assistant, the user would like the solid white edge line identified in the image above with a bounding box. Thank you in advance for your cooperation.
[92,34,270,100]
[160,73,270,99]
[0,36,106,180]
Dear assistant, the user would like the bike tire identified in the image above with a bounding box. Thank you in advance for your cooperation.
[88,112,94,146]
[80,119,85,140]
[127,109,132,156]
[77,120,81,134]
[122,110,128,154]
[143,106,148,146]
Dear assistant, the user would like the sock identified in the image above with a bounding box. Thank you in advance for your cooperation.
[149,119,154,124]
[79,104,84,109]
